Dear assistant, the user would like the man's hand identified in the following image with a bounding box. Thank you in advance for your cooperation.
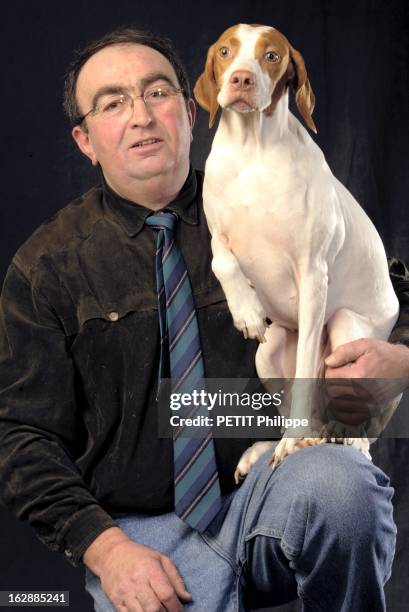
[323,338,409,426]
[83,527,192,611]
[325,338,409,379]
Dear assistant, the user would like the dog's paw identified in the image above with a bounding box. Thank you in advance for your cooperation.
[319,423,372,461]
[321,419,367,439]
[270,437,327,469]
[234,441,276,483]
[346,437,372,461]
[230,292,268,343]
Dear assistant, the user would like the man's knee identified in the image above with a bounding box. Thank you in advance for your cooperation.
[266,443,391,506]
[253,443,396,559]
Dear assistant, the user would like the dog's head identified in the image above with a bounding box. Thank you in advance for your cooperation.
[194,23,317,133]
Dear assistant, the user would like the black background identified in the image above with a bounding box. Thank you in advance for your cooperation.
[1,1,408,610]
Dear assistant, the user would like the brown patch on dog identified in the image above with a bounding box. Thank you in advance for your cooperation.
[212,35,240,84]
[194,26,242,128]
[288,42,317,133]
[253,28,316,131]
[255,30,290,79]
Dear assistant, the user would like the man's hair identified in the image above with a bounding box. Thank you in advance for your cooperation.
[62,27,191,127]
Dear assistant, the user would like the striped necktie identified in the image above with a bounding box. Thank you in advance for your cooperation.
[145,211,222,532]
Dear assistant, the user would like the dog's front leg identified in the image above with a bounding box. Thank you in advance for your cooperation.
[272,267,329,467]
[211,232,268,342]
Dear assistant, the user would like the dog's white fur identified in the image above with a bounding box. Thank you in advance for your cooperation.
[195,24,400,475]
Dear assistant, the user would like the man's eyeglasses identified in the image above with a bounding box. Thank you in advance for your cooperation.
[76,85,184,126]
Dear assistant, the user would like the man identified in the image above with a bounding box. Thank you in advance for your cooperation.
[0,28,408,612]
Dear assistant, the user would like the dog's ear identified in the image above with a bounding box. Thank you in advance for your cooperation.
[193,44,219,128]
[288,43,317,134]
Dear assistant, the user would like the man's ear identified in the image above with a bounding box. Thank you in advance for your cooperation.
[187,98,197,134]
[71,125,99,166]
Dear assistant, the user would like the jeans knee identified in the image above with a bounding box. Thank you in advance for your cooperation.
[260,443,396,561]
[292,445,390,510]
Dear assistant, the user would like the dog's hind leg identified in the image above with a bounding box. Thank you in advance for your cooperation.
[255,323,297,380]
[326,307,376,349]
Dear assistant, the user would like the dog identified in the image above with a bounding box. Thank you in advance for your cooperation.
[193,23,400,478]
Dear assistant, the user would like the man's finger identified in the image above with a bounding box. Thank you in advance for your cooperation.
[324,374,373,397]
[325,367,355,382]
[325,339,368,368]
[160,556,192,601]
[110,592,143,612]
[127,598,144,612]
[327,399,372,426]
[148,577,183,612]
[136,587,166,611]
[325,364,363,380]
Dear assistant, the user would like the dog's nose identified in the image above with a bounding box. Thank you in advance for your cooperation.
[229,71,256,91]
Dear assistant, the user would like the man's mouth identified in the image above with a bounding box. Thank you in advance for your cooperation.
[130,138,162,148]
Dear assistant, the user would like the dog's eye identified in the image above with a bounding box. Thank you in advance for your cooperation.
[219,46,230,58]
[265,51,280,63]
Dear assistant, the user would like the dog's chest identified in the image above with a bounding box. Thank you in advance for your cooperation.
[203,168,308,326]
[203,153,312,253]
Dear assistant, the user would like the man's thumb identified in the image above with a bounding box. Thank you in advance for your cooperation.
[325,339,365,368]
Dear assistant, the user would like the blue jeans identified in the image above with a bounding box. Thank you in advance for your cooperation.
[85,444,396,611]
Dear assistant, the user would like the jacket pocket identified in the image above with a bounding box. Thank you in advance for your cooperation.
[60,294,155,337]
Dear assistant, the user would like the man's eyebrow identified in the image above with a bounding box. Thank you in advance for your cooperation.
[139,72,179,90]
[91,86,126,110]
[91,73,179,109]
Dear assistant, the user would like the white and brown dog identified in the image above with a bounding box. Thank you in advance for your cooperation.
[194,24,400,478]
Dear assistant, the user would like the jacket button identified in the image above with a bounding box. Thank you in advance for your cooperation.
[108,311,119,321]
[64,548,73,558]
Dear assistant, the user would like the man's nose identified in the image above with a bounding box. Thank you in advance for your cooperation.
[129,98,152,127]
[229,71,256,91]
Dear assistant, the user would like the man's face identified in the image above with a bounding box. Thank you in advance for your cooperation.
[72,44,195,191]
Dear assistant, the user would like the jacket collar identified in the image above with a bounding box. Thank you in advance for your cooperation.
[101,166,199,237]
